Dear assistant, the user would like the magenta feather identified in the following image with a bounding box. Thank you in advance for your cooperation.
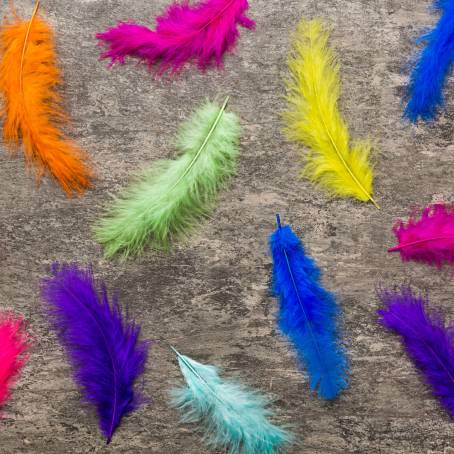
[41,263,151,443]
[388,203,454,268]
[378,286,454,418]
[96,0,255,75]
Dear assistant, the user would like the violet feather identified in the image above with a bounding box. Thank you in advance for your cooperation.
[96,0,255,75]
[378,286,454,417]
[41,263,151,442]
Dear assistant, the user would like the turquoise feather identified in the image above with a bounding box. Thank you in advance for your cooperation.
[170,349,293,454]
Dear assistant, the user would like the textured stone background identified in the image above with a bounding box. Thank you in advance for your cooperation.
[1,0,454,453]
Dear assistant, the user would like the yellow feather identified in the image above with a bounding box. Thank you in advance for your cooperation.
[283,18,379,209]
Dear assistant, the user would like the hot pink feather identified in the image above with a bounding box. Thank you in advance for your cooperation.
[388,203,454,268]
[96,0,255,75]
[0,313,30,407]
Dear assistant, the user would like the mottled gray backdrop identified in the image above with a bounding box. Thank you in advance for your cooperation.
[1,0,454,453]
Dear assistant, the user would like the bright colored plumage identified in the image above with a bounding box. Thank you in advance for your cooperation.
[41,264,151,442]
[269,216,348,400]
[378,286,454,418]
[97,0,255,75]
[0,2,94,195]
[94,98,240,258]
[0,312,30,408]
[404,0,454,122]
[283,18,378,208]
[388,203,454,268]
[170,348,293,454]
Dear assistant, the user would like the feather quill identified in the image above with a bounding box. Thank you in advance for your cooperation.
[170,348,292,454]
[94,98,240,258]
[378,286,454,418]
[388,203,454,269]
[0,312,30,408]
[96,0,255,75]
[283,18,378,209]
[404,0,454,122]
[269,215,348,400]
[0,1,94,195]
[41,264,150,442]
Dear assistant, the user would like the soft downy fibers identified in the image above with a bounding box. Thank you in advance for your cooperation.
[97,0,255,75]
[41,264,151,442]
[94,98,240,258]
[0,312,30,408]
[170,348,293,454]
[283,18,378,209]
[378,286,454,418]
[0,1,94,195]
[388,203,454,269]
[404,0,454,122]
[269,215,348,400]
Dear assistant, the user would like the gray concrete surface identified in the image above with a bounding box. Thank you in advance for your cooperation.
[1,0,454,452]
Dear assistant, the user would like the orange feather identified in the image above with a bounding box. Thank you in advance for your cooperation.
[0,2,94,196]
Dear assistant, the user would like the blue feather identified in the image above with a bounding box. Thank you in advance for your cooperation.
[41,264,151,442]
[269,216,348,400]
[404,0,454,122]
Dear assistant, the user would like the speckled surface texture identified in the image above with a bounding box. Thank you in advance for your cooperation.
[1,0,454,453]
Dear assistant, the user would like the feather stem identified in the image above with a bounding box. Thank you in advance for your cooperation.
[388,235,454,252]
[19,0,40,93]
[306,26,379,210]
[170,96,230,191]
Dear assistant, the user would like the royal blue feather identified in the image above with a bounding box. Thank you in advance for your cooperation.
[41,263,151,443]
[404,0,454,122]
[269,215,348,400]
[378,286,454,417]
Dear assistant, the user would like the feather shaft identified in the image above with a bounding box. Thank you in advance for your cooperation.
[388,235,454,252]
[283,18,378,208]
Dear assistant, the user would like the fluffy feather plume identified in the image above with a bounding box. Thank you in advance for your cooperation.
[388,203,454,268]
[378,286,454,417]
[94,98,240,258]
[170,348,292,454]
[269,215,348,400]
[283,18,378,209]
[404,0,454,122]
[0,1,94,195]
[41,264,150,442]
[96,0,255,75]
[0,312,30,408]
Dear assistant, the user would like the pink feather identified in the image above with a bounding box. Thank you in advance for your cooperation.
[96,0,255,75]
[388,203,454,268]
[0,313,30,408]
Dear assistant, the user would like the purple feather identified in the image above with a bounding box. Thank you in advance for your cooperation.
[41,263,151,442]
[377,286,454,417]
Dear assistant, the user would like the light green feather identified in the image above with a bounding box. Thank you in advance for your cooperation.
[94,98,240,258]
[170,349,293,454]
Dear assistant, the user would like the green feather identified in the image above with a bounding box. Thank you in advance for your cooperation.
[170,348,293,454]
[94,98,240,258]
